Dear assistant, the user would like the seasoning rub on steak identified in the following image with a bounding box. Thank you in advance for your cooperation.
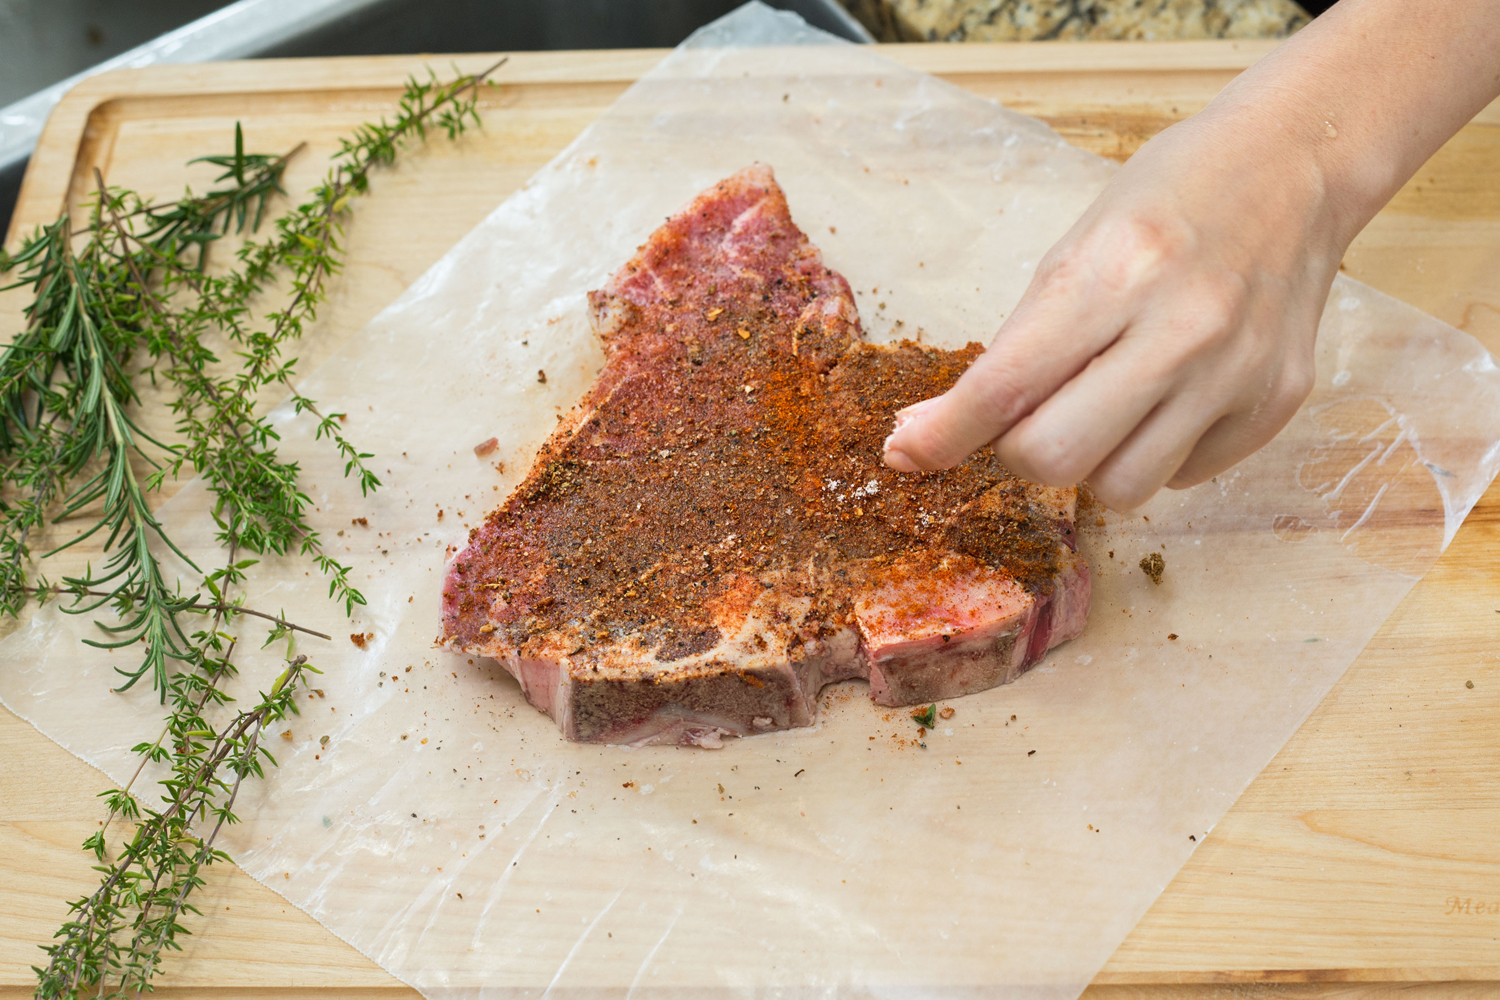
[440,165,1090,747]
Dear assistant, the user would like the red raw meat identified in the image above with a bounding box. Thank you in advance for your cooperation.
[441,165,1090,746]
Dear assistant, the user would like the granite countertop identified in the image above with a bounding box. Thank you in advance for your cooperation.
[840,0,1311,41]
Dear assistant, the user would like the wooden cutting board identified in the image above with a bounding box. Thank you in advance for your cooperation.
[3,42,1499,1000]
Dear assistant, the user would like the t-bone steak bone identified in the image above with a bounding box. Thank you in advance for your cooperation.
[441,165,1090,746]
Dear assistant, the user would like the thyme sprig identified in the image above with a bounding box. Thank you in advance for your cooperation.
[23,580,332,641]
[36,634,321,998]
[0,59,507,1000]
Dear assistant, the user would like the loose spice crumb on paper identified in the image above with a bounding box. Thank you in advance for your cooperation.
[1140,552,1165,585]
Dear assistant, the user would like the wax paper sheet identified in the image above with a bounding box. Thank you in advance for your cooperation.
[6,4,1500,997]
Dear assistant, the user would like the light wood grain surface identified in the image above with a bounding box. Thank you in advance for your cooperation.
[2,43,1499,999]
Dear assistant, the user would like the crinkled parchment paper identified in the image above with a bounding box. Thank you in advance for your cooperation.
[6,4,1500,997]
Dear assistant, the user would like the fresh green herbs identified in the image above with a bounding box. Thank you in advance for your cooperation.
[1,59,504,1000]
[36,637,320,998]
[911,703,936,728]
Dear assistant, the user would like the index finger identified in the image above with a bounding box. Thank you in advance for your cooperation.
[883,258,1134,472]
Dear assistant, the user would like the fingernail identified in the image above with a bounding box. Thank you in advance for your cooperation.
[893,396,939,430]
[883,443,918,472]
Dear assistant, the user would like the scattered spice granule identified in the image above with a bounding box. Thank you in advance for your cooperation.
[1467,680,1475,689]
[351,516,368,527]
[537,369,548,384]
[280,730,293,740]
[1168,633,1179,641]
[350,632,373,649]
[938,706,955,720]
[474,437,499,456]
[622,781,636,789]
[1140,552,1165,585]
[1027,749,1036,756]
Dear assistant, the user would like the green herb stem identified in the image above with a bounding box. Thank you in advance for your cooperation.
[3,59,508,1000]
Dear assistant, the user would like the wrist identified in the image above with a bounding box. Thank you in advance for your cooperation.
[1187,84,1371,258]
[1144,98,1354,280]
[1191,0,1500,257]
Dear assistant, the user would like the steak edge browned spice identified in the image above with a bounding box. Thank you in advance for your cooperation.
[440,165,1090,746]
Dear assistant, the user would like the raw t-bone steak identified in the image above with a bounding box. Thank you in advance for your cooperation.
[441,165,1090,746]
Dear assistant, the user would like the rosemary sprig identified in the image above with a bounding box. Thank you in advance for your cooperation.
[0,59,507,1000]
[0,203,200,692]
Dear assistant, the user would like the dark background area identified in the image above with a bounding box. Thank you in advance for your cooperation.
[261,0,861,56]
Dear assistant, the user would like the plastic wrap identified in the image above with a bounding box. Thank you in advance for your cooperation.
[5,5,1500,997]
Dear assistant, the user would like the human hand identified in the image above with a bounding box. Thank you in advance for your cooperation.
[882,108,1345,510]
[881,0,1500,510]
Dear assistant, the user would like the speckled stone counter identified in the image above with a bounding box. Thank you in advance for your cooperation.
[840,0,1310,41]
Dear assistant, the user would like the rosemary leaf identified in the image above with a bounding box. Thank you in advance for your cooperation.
[5,58,507,1000]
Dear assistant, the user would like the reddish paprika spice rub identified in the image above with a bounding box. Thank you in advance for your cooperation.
[440,165,1090,746]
